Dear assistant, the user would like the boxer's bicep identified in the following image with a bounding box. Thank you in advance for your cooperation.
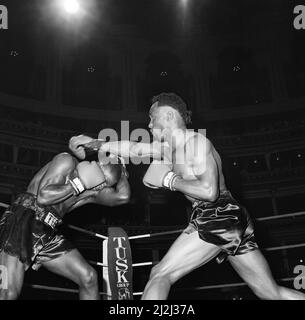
[188,135,208,176]
[40,153,74,187]
[191,138,219,197]
[39,173,67,191]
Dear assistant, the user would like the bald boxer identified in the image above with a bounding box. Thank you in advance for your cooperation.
[69,92,305,300]
[0,150,130,300]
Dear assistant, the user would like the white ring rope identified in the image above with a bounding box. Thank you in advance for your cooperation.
[89,260,154,268]
[67,224,108,240]
[88,240,305,271]
[27,284,110,296]
[27,275,305,297]
[131,276,305,296]
[132,262,154,267]
[128,229,184,240]
[257,211,305,221]
[1,200,305,240]
[264,242,305,252]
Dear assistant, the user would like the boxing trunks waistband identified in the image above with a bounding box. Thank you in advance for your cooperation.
[12,193,62,230]
[191,190,233,218]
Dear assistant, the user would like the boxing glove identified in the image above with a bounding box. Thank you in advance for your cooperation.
[143,160,180,191]
[69,135,96,160]
[98,152,124,186]
[68,161,107,195]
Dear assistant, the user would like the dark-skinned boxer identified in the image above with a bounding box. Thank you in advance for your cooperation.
[0,149,130,300]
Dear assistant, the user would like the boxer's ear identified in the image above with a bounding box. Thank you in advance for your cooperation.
[166,110,174,122]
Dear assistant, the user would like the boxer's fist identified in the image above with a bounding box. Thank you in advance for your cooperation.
[69,161,106,195]
[143,160,179,190]
[69,135,95,159]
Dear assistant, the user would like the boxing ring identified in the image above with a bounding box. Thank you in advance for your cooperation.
[1,201,305,299]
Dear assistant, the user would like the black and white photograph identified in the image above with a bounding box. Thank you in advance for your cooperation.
[0,0,305,306]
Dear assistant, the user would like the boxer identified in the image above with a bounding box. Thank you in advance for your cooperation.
[0,149,130,300]
[69,92,305,300]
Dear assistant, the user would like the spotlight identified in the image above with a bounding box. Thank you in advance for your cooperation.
[88,66,95,73]
[63,0,80,14]
[10,50,19,57]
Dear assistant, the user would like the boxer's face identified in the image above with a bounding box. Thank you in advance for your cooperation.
[149,104,168,141]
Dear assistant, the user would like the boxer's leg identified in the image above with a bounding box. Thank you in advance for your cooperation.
[0,251,25,300]
[141,230,221,300]
[42,249,99,300]
[228,249,305,299]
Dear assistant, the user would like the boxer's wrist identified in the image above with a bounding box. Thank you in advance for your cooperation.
[162,171,181,191]
[68,177,85,195]
[91,181,107,192]
[170,174,181,191]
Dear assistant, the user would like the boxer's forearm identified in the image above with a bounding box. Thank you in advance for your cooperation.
[37,184,74,206]
[102,141,159,158]
[173,178,218,202]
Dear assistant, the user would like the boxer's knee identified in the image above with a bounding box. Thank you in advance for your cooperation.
[78,266,98,289]
[149,263,176,286]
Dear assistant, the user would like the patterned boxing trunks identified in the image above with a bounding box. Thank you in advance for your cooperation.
[185,190,258,263]
[0,193,75,270]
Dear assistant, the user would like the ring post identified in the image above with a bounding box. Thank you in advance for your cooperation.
[102,238,111,300]
[104,227,133,300]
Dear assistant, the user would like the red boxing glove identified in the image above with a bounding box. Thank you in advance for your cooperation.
[69,161,106,195]
[143,160,180,191]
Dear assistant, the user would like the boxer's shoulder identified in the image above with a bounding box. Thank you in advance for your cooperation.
[185,132,212,153]
[50,152,77,170]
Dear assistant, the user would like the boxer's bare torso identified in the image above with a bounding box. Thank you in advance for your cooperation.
[168,131,227,204]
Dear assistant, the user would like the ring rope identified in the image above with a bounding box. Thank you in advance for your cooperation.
[257,211,305,221]
[88,241,305,271]
[128,229,185,240]
[132,262,154,267]
[67,224,108,240]
[27,275,305,297]
[89,260,107,267]
[264,242,305,252]
[2,201,305,240]
[132,276,305,296]
[0,202,9,208]
[89,260,154,268]
[27,284,110,296]
[171,276,305,292]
